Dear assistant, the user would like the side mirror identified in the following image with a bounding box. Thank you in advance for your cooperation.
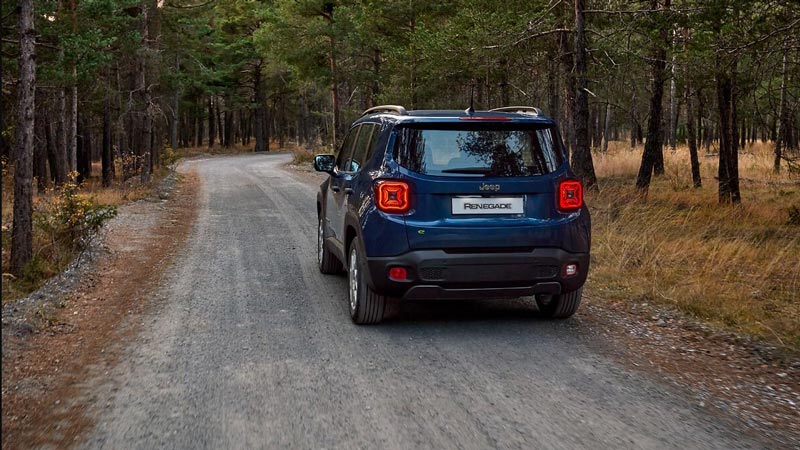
[314,154,336,174]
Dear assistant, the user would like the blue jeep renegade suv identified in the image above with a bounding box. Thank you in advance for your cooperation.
[314,105,591,324]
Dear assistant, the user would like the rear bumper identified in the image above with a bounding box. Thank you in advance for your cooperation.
[365,248,589,300]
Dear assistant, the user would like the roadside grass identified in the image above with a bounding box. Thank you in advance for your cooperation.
[589,142,800,351]
[1,161,170,304]
[291,146,317,165]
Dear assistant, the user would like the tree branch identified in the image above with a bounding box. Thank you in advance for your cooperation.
[725,18,800,54]
[482,28,571,50]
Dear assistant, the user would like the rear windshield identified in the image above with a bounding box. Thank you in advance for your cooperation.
[396,124,563,177]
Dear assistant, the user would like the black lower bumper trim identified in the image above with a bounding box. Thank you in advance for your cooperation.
[403,282,561,300]
[365,248,589,298]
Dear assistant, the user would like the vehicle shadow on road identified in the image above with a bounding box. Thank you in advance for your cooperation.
[386,297,563,324]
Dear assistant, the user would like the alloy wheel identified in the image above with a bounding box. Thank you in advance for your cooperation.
[317,219,324,266]
[348,248,358,313]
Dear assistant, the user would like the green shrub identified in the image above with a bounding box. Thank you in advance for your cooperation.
[35,174,117,249]
[161,146,180,166]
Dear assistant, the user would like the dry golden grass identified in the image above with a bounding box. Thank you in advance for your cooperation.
[590,141,800,350]
[290,145,328,165]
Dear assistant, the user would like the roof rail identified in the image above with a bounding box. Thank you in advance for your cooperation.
[361,105,407,117]
[489,106,542,116]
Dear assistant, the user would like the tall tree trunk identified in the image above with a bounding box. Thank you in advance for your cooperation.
[216,102,224,146]
[254,62,269,152]
[368,49,381,108]
[224,109,233,147]
[636,0,670,192]
[301,92,310,147]
[593,103,603,148]
[195,100,204,147]
[547,57,560,123]
[12,0,36,275]
[329,39,340,146]
[571,0,597,188]
[170,54,180,150]
[0,67,6,159]
[45,111,67,185]
[103,91,113,187]
[685,82,702,188]
[139,0,153,184]
[668,51,678,150]
[208,96,216,148]
[240,110,248,146]
[602,102,612,152]
[34,115,48,192]
[408,5,418,109]
[76,115,91,182]
[740,120,746,149]
[58,66,68,173]
[683,31,702,188]
[68,70,78,173]
[630,91,638,148]
[716,58,741,204]
[774,38,790,172]
[83,118,92,177]
[558,30,576,159]
[500,59,511,106]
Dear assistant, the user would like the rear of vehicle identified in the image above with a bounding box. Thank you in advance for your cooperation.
[365,111,591,319]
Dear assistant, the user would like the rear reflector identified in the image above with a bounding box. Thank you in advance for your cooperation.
[563,263,578,277]
[388,266,408,281]
[558,180,583,212]
[376,180,410,213]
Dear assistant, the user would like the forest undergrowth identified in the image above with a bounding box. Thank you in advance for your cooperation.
[590,141,800,350]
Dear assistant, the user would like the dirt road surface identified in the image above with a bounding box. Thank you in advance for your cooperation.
[82,153,776,449]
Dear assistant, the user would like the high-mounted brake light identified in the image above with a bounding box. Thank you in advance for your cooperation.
[375,181,410,213]
[458,116,512,121]
[558,180,583,212]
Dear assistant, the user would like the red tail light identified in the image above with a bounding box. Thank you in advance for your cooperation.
[558,180,583,212]
[375,181,410,213]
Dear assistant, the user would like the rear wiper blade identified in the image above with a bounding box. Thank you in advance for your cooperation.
[441,167,492,174]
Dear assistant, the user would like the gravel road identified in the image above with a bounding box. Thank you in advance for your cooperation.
[83,153,770,450]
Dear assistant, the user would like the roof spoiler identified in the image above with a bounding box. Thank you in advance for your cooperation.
[489,106,542,116]
[361,105,407,117]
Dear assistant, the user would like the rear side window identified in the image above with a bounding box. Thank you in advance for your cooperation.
[397,124,563,177]
[346,123,379,172]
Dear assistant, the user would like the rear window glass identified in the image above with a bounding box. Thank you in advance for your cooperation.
[397,124,563,177]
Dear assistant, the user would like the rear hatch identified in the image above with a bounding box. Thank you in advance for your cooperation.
[395,121,569,250]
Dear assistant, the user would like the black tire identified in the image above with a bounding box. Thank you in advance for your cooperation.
[348,240,386,324]
[318,217,342,274]
[536,287,583,319]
